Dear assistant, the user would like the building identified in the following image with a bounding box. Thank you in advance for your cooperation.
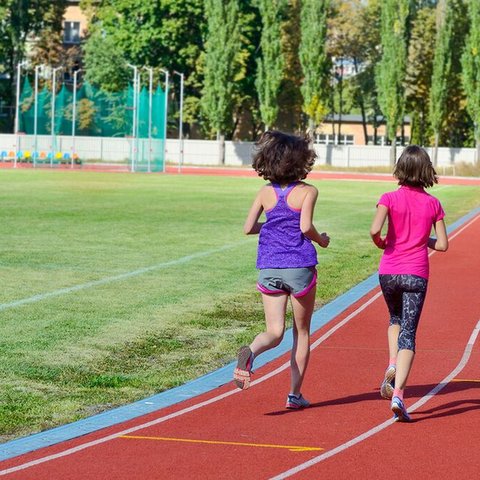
[64,1,88,46]
[315,114,411,146]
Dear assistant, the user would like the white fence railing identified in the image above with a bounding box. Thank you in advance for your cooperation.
[0,134,477,168]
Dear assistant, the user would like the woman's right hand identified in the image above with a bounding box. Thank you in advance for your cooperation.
[318,232,330,248]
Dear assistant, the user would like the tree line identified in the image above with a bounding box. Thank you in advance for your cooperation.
[1,0,480,163]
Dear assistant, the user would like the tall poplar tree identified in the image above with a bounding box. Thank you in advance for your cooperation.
[299,0,331,130]
[430,0,470,159]
[255,0,285,130]
[405,6,436,146]
[202,0,241,163]
[375,0,410,165]
[461,0,480,164]
[429,0,456,164]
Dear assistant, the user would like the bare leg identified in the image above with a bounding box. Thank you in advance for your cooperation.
[395,348,415,390]
[250,293,288,357]
[388,324,400,361]
[289,288,315,395]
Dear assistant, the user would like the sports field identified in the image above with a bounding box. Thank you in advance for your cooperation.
[0,168,479,443]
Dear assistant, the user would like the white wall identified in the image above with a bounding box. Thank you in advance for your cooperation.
[0,134,477,167]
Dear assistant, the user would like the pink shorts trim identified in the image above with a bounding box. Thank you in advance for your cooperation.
[256,283,286,295]
[293,270,317,297]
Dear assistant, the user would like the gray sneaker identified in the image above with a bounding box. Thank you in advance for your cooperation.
[285,393,310,409]
[391,396,411,422]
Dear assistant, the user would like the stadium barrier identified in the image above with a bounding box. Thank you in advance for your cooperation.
[0,134,477,169]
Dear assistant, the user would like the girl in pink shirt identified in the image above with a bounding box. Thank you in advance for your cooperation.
[370,145,448,422]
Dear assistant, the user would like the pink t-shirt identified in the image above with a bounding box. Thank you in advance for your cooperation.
[378,185,445,279]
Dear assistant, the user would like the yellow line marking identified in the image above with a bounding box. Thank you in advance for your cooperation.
[120,435,323,452]
[451,378,480,383]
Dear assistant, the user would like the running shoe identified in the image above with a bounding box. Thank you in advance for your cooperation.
[233,346,253,390]
[391,396,411,422]
[380,365,396,400]
[285,393,310,409]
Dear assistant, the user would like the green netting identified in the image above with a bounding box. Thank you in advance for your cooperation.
[17,78,165,171]
[136,85,166,172]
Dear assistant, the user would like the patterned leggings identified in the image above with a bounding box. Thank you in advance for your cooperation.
[379,274,428,353]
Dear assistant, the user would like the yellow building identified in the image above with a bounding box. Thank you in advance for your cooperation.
[63,1,88,46]
[315,114,411,146]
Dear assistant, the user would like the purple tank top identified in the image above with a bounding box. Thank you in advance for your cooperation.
[256,182,318,269]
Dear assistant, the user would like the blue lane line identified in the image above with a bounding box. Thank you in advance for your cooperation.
[1,206,479,461]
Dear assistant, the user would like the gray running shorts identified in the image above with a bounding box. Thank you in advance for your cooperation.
[257,267,317,298]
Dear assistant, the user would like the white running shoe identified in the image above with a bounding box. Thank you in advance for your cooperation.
[380,365,396,399]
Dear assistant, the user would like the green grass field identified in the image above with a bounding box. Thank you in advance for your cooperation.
[0,169,478,442]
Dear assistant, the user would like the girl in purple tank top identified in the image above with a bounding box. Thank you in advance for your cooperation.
[233,130,330,410]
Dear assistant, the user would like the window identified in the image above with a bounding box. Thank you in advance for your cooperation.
[367,135,387,146]
[64,21,80,44]
[316,134,354,145]
[340,134,354,145]
[315,134,330,145]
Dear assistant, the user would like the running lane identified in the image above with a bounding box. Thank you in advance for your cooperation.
[0,215,479,479]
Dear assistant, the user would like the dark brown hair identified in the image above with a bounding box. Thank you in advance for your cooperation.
[393,145,438,188]
[251,130,317,184]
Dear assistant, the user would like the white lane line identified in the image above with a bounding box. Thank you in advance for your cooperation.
[0,240,251,312]
[269,318,480,480]
[1,215,478,475]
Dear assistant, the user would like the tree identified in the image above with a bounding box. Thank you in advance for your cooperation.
[461,0,480,162]
[376,0,410,165]
[328,0,378,144]
[83,29,131,92]
[405,6,436,145]
[201,0,241,163]
[226,1,262,140]
[0,0,67,131]
[255,0,285,130]
[429,0,468,165]
[299,0,331,130]
[81,0,205,136]
[276,0,303,133]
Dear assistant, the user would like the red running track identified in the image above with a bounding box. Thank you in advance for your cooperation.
[1,161,479,186]
[0,216,479,479]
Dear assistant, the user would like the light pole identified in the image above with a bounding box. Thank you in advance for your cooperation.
[71,69,82,168]
[33,64,46,168]
[143,66,153,173]
[159,68,169,173]
[173,70,184,173]
[14,60,28,168]
[50,66,62,167]
[127,64,138,172]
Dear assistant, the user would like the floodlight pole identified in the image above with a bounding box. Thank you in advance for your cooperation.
[34,64,46,168]
[72,69,82,169]
[173,70,184,173]
[143,66,153,173]
[159,68,169,173]
[50,66,62,167]
[14,60,28,168]
[127,64,138,172]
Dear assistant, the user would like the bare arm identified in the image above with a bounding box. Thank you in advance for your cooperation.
[243,189,265,235]
[428,219,448,251]
[370,204,388,249]
[300,187,330,248]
